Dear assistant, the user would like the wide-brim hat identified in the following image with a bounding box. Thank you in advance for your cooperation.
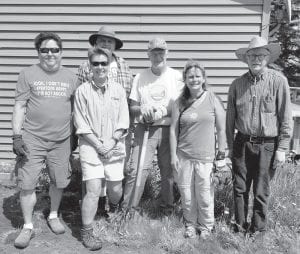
[235,36,281,64]
[89,26,123,50]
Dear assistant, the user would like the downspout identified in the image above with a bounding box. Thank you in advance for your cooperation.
[261,0,272,39]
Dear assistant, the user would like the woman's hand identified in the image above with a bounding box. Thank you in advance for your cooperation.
[101,139,117,154]
[171,154,180,172]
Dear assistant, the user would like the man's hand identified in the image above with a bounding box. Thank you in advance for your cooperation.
[275,150,286,164]
[141,104,155,123]
[12,135,29,156]
[153,106,167,121]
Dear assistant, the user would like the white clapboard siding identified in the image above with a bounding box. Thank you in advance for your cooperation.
[0,0,271,161]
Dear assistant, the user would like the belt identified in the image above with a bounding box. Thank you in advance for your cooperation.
[237,132,277,144]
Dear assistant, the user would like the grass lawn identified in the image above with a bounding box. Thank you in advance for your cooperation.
[0,158,299,254]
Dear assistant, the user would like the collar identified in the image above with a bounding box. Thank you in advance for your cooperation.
[91,78,108,91]
[246,68,269,82]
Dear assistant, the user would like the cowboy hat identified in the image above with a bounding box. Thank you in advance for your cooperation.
[235,36,281,64]
[89,26,123,49]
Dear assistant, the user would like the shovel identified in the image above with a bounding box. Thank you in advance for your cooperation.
[128,124,150,208]
[111,124,150,233]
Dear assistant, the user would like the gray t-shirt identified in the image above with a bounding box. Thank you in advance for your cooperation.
[15,64,77,141]
[177,91,218,162]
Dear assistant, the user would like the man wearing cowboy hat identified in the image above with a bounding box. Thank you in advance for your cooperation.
[77,26,133,217]
[226,36,293,236]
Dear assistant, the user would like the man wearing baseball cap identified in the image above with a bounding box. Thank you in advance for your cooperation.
[77,26,133,218]
[226,36,293,236]
[122,37,184,212]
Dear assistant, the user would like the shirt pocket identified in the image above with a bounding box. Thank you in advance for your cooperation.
[110,96,121,120]
[262,95,276,113]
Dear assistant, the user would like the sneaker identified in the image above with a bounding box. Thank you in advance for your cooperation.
[14,228,35,249]
[47,217,65,234]
[248,230,266,242]
[184,226,197,239]
[81,227,102,251]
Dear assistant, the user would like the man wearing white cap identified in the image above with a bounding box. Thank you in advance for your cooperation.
[226,36,293,236]
[122,38,184,211]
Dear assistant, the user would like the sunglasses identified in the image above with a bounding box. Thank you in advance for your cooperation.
[91,61,109,67]
[39,48,60,54]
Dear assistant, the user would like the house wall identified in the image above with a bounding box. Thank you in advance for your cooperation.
[0,0,271,161]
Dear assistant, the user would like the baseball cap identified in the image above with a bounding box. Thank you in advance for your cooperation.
[148,38,168,51]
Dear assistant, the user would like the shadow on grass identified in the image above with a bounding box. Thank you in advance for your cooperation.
[1,166,83,243]
[2,191,23,228]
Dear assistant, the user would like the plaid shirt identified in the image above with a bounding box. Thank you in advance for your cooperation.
[77,53,133,98]
[226,68,293,151]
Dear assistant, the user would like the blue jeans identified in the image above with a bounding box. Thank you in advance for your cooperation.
[232,133,276,233]
[122,124,174,208]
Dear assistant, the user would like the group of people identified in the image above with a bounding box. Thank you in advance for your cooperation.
[11,26,292,251]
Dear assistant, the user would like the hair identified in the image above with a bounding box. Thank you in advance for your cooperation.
[88,47,112,64]
[179,59,208,110]
[34,32,62,51]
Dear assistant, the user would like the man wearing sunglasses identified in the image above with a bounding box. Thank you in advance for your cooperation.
[77,26,133,218]
[12,32,77,249]
[74,47,129,250]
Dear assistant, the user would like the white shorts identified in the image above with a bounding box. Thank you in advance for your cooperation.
[81,159,124,182]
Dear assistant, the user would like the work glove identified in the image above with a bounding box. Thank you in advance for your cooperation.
[12,135,29,156]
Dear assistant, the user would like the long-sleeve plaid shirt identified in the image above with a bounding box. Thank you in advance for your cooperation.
[77,53,133,98]
[226,68,293,151]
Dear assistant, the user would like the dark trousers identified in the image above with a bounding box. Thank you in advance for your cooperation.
[232,133,276,233]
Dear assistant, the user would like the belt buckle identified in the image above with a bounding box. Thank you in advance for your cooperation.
[249,135,263,144]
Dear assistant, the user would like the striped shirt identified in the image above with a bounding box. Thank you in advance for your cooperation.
[226,68,293,151]
[74,80,129,164]
[77,53,133,98]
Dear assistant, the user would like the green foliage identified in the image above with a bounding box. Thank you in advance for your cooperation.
[271,0,300,87]
[275,23,300,86]
[95,162,299,253]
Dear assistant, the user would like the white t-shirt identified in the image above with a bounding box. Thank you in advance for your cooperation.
[130,66,184,125]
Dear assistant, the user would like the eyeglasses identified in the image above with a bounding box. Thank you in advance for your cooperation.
[246,54,269,61]
[39,48,60,54]
[91,61,109,67]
